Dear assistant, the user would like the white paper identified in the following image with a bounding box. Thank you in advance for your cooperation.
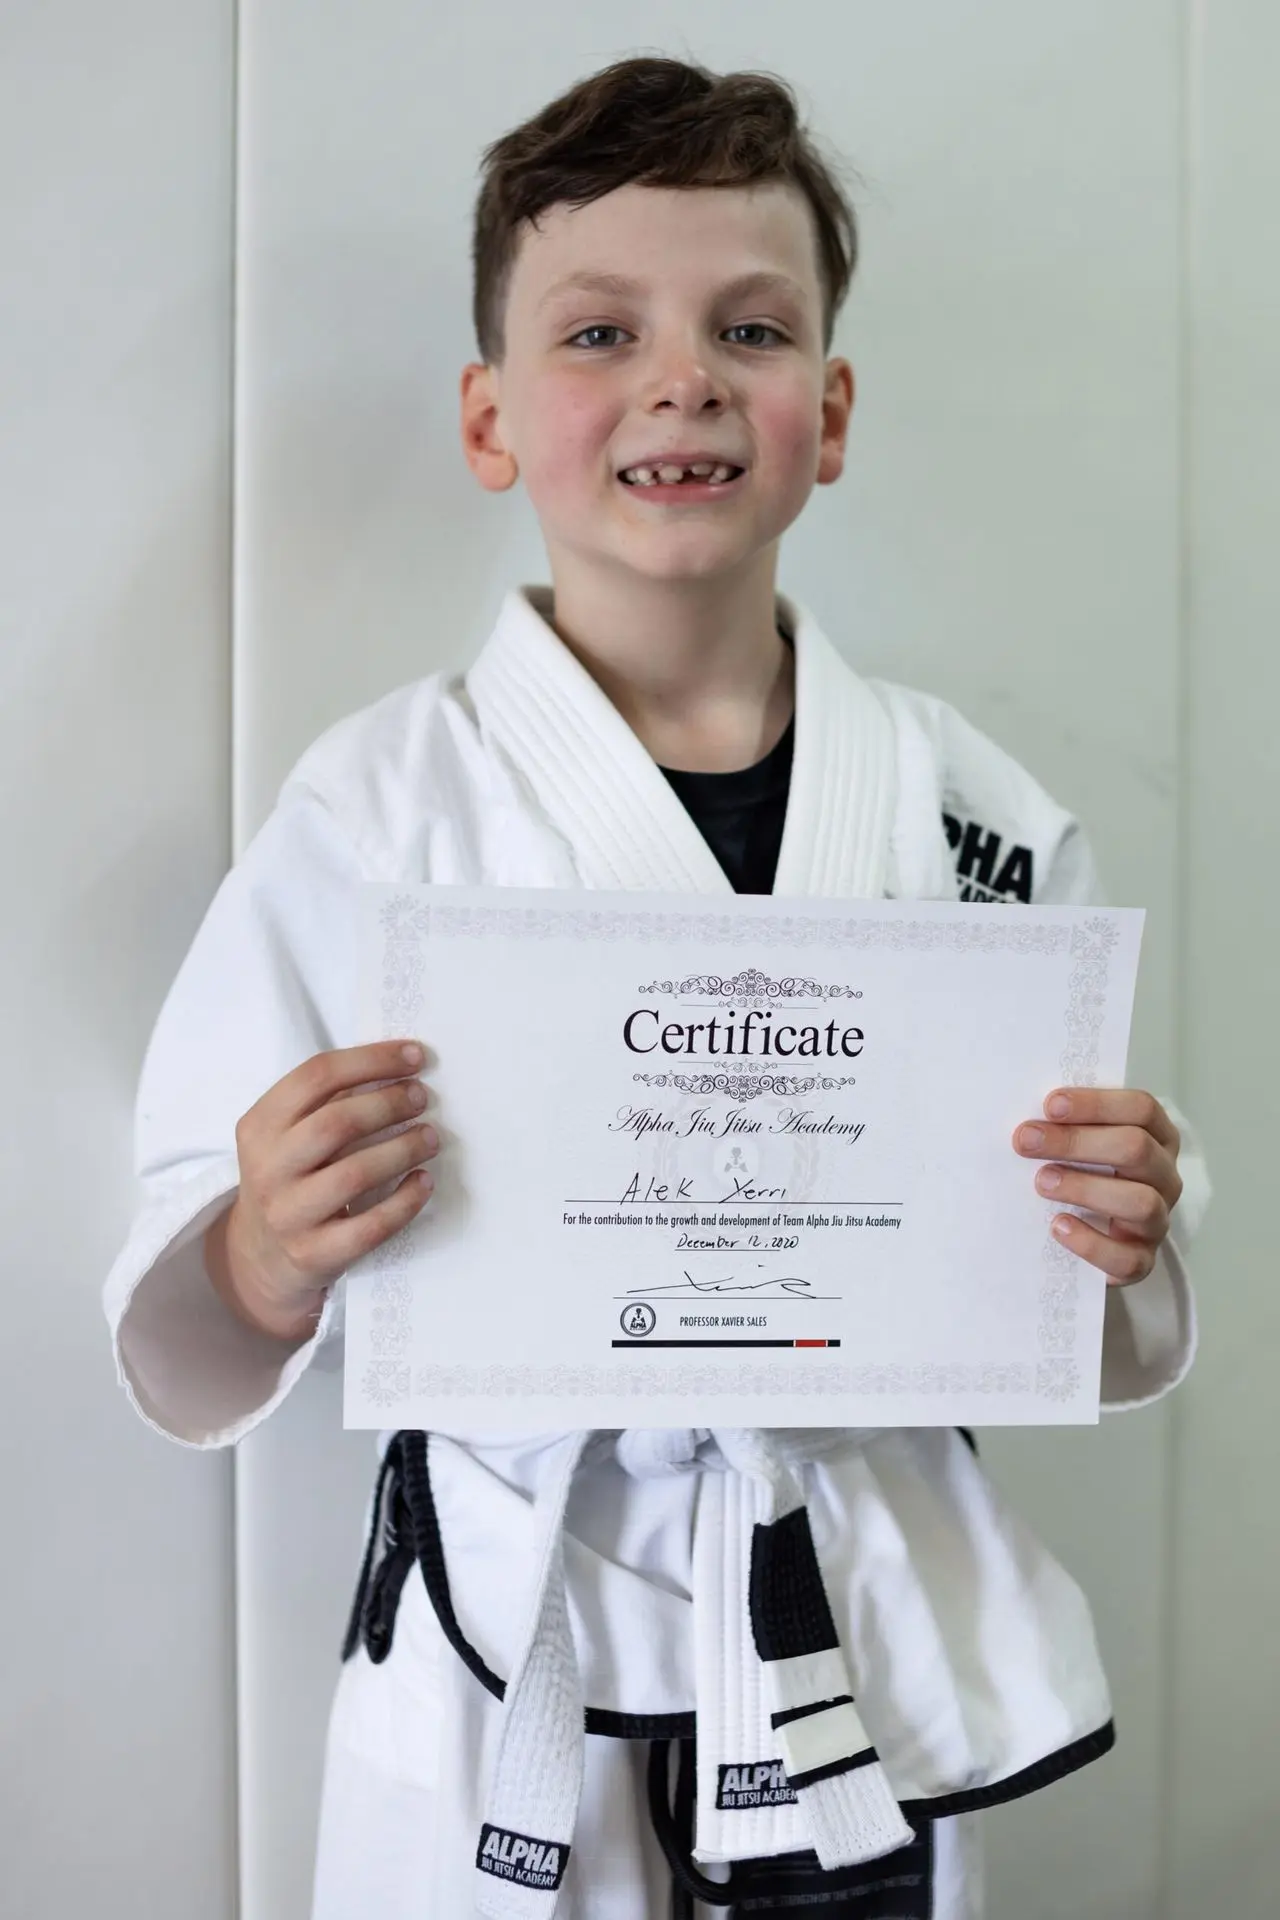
[344,886,1144,1430]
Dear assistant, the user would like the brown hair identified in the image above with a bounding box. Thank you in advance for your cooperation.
[470,55,861,367]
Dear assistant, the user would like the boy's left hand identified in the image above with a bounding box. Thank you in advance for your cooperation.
[1013,1090,1183,1286]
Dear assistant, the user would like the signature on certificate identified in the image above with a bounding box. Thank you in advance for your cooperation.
[624,1270,825,1300]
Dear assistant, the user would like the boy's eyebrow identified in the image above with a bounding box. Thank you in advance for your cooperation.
[535,269,810,314]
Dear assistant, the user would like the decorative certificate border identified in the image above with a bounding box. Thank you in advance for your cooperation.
[377,897,1076,955]
[362,900,1120,1415]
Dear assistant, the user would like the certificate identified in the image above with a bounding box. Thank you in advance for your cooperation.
[344,887,1144,1430]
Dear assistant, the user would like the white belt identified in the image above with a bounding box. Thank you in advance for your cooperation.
[474,1427,916,1918]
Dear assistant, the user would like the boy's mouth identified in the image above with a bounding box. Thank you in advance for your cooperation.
[617,462,747,502]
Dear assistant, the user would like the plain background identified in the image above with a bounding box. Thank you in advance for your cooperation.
[1,2,1276,1914]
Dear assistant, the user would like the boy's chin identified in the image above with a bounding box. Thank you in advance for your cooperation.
[545,525,779,592]
[610,550,763,586]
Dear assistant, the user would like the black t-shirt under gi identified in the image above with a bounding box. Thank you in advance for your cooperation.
[659,713,794,893]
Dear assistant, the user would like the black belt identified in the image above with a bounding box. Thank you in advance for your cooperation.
[341,1431,936,1918]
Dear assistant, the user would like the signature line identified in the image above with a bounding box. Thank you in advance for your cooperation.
[622,1274,836,1299]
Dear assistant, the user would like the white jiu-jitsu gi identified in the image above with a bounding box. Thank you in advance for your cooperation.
[103,583,1206,1919]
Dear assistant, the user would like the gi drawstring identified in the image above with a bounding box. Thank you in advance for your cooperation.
[341,1439,400,1664]
[647,1738,733,1912]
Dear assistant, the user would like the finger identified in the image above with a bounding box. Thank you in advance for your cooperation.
[1033,1166,1170,1242]
[1038,1088,1179,1154]
[1048,1210,1158,1287]
[295,1166,436,1274]
[258,1042,426,1132]
[1013,1120,1170,1189]
[272,1076,432,1183]
[277,1123,440,1238]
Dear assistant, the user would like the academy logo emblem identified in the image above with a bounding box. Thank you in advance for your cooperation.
[620,1301,656,1337]
[716,1759,799,1809]
[476,1823,569,1890]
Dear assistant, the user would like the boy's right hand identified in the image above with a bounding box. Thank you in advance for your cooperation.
[202,1041,438,1345]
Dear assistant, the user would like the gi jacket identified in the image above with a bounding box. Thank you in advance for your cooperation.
[102,583,1205,1912]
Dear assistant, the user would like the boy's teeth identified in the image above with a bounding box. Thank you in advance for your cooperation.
[623,462,739,486]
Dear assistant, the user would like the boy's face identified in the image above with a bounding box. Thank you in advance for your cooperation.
[461,182,854,587]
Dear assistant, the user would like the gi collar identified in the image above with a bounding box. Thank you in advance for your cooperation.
[465,584,898,902]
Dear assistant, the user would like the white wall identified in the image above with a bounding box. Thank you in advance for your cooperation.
[3,4,1275,1916]
[0,6,236,1915]
[1169,3,1280,1912]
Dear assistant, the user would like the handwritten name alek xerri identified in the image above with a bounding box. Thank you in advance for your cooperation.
[609,1108,867,1203]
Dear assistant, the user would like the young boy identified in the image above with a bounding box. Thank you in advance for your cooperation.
[104,55,1204,1920]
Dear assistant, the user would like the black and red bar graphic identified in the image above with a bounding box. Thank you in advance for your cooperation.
[611,1337,842,1349]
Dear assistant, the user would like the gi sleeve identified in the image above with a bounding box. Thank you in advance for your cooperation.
[1038,823,1207,1413]
[102,782,369,1449]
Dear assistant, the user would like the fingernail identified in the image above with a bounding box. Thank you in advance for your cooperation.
[1019,1126,1045,1151]
[1052,1215,1074,1238]
[1037,1167,1062,1193]
[1047,1095,1070,1119]
[402,1043,424,1065]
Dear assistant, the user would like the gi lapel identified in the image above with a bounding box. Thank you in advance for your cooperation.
[465,583,898,901]
[769,592,895,901]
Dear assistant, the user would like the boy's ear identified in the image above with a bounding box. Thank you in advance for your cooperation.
[460,362,519,491]
[816,357,856,487]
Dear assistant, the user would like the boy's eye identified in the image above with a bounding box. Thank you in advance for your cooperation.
[568,326,627,350]
[566,323,786,350]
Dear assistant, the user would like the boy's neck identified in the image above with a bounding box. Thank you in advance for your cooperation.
[544,558,795,774]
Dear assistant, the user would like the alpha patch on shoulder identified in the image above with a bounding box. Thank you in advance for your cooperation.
[476,1823,569,1891]
[717,1759,800,1809]
[943,811,1034,903]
